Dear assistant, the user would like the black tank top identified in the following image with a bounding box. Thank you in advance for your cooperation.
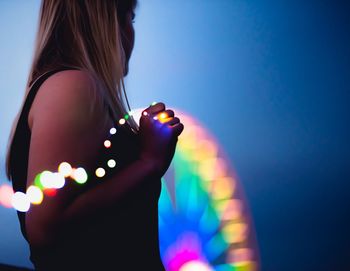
[9,67,165,270]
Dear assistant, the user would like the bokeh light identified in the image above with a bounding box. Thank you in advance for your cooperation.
[11,192,30,212]
[95,167,106,178]
[107,159,116,168]
[71,167,88,184]
[26,185,43,205]
[0,184,14,208]
[104,140,111,148]
[58,162,73,177]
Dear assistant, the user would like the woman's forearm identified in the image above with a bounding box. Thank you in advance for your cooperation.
[59,157,158,227]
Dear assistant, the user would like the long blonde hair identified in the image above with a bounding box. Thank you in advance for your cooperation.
[6,0,138,180]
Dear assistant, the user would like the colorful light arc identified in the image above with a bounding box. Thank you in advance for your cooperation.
[157,111,258,271]
[0,104,259,270]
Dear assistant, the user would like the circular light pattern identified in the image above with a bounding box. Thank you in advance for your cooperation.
[40,171,54,189]
[58,162,73,177]
[104,140,112,148]
[95,167,106,178]
[12,192,30,212]
[72,167,88,184]
[51,173,65,189]
[143,111,148,116]
[0,184,14,208]
[107,159,116,168]
[26,186,44,205]
[154,110,259,271]
[110,127,117,135]
[153,116,158,120]
[160,112,167,119]
[119,118,126,125]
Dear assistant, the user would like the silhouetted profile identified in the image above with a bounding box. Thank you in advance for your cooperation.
[6,1,184,270]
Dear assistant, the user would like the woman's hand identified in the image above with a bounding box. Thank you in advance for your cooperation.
[138,102,184,178]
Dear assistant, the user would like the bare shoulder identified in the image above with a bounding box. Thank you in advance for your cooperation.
[28,69,109,130]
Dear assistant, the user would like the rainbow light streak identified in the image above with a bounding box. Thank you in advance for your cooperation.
[157,111,258,270]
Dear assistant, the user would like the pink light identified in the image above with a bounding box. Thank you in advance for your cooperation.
[0,184,14,208]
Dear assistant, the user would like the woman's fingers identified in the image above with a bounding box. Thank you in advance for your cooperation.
[171,122,184,136]
[147,102,165,115]
[164,117,180,126]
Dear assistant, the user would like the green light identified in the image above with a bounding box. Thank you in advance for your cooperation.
[151,101,157,106]
[34,173,44,190]
[124,114,129,120]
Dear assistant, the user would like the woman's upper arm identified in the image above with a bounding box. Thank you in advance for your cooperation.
[26,70,111,245]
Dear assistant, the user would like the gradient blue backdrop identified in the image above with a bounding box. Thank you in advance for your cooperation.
[1,1,349,270]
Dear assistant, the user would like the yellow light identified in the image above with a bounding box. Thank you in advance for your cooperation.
[119,118,126,125]
[107,159,116,168]
[160,112,167,119]
[95,168,106,178]
[211,176,235,200]
[231,261,257,271]
[12,192,30,212]
[110,127,117,135]
[72,167,88,184]
[104,140,112,148]
[222,222,247,244]
[26,186,44,205]
[58,162,73,177]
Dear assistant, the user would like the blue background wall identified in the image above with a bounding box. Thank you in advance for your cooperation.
[1,1,349,270]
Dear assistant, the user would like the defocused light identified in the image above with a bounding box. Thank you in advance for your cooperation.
[12,192,30,212]
[0,184,14,208]
[153,116,158,120]
[104,140,111,148]
[211,177,235,200]
[119,118,126,125]
[110,127,117,135]
[227,248,253,263]
[95,168,106,178]
[179,260,213,271]
[151,101,157,106]
[40,171,54,189]
[231,261,256,271]
[72,167,88,184]
[44,188,57,197]
[51,173,65,189]
[107,159,116,168]
[143,111,148,116]
[26,186,43,204]
[58,162,73,177]
[222,222,247,244]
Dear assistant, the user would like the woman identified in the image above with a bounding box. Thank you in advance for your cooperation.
[6,0,183,270]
